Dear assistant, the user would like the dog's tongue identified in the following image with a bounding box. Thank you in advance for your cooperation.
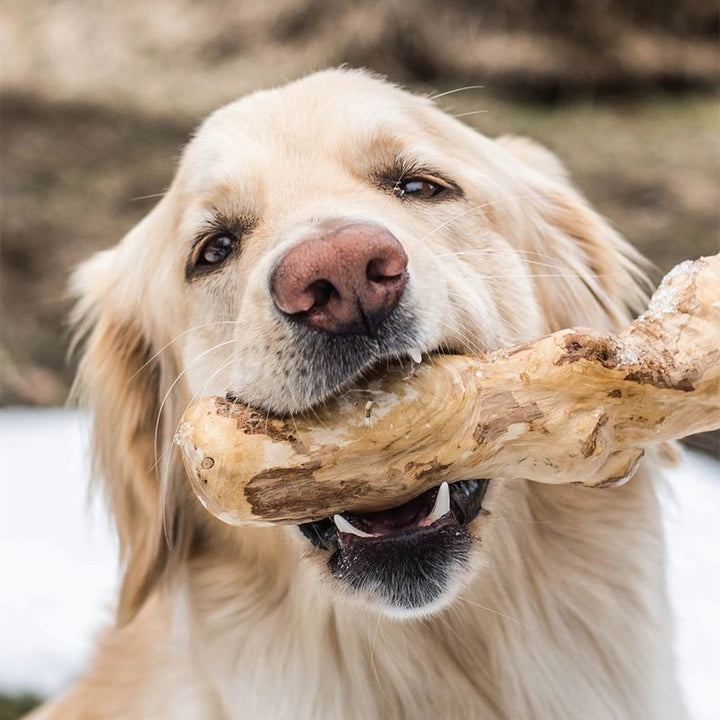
[339,483,451,536]
[347,491,432,533]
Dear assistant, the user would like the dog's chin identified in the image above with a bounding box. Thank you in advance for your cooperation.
[298,479,490,617]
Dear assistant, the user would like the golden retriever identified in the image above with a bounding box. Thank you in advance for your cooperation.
[34,69,685,719]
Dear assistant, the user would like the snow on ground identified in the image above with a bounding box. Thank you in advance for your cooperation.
[0,409,118,696]
[0,408,718,717]
[662,449,720,720]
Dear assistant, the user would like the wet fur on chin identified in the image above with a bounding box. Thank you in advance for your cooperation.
[33,69,687,719]
[328,521,472,616]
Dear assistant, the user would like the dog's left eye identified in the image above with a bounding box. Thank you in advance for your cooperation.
[395,177,448,200]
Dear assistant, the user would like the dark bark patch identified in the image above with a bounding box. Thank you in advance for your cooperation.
[581,413,609,457]
[557,333,618,368]
[214,397,308,453]
[558,334,696,392]
[403,457,450,480]
[622,370,694,392]
[505,340,534,356]
[473,392,543,446]
[244,460,373,522]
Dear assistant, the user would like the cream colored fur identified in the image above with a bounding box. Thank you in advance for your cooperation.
[33,69,685,719]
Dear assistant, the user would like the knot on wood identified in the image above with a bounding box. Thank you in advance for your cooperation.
[557,334,617,368]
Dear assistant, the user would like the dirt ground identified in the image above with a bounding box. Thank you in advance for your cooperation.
[1,2,718,406]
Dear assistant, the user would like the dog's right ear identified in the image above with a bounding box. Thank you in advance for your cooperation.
[70,223,173,625]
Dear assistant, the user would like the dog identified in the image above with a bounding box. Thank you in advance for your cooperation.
[34,69,686,719]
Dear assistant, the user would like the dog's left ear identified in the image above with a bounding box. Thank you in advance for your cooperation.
[496,135,649,331]
[70,212,185,625]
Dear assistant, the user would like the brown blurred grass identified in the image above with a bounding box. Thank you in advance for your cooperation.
[1,1,718,405]
[0,692,43,720]
[2,0,717,114]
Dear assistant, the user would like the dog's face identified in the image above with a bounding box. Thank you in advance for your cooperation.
[74,69,641,622]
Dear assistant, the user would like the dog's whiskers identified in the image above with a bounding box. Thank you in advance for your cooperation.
[129,320,240,383]
[455,594,532,630]
[452,110,490,119]
[367,614,392,704]
[428,85,485,101]
[157,354,240,545]
[438,249,617,280]
[417,193,544,245]
[152,339,234,480]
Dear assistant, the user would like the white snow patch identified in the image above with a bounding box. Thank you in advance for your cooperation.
[0,409,119,697]
[662,448,720,720]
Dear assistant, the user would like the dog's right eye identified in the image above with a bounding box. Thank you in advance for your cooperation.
[198,235,234,266]
[186,233,239,279]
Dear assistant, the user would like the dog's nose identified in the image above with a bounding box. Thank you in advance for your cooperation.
[270,223,408,334]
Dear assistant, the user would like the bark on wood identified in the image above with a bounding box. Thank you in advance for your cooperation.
[177,254,720,526]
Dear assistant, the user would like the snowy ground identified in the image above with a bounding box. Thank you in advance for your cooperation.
[1,408,718,718]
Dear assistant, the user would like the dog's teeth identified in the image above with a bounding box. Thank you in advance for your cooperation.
[425,481,451,524]
[333,514,373,538]
[409,348,423,364]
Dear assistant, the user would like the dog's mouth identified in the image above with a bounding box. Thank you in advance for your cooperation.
[299,479,488,550]
[298,478,490,612]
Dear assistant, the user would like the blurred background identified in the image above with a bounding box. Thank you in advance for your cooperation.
[0,1,718,717]
[1,0,718,405]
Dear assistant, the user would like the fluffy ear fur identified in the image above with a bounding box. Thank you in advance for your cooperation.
[70,246,166,624]
[496,135,650,331]
[70,218,191,625]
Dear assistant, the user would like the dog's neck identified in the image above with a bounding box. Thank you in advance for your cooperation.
[166,470,684,719]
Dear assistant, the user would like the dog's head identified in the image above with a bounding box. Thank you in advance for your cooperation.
[72,69,645,623]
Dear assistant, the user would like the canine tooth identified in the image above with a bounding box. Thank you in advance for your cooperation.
[409,348,422,364]
[333,514,373,538]
[425,481,451,524]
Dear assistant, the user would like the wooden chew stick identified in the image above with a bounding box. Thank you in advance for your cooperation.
[177,254,720,526]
